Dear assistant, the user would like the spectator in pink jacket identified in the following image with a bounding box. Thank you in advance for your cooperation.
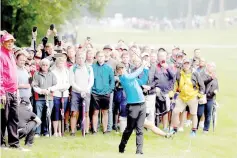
[0,33,23,150]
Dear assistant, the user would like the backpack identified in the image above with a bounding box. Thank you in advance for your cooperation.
[72,64,91,76]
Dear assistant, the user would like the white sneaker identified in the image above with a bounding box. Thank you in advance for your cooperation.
[203,130,208,134]
[18,147,30,152]
[53,133,58,137]
[34,134,40,138]
[199,121,204,128]
[178,127,184,132]
[45,134,49,137]
[0,145,9,150]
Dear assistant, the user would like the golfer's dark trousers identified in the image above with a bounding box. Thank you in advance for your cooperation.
[19,121,37,145]
[119,102,146,153]
[1,92,20,148]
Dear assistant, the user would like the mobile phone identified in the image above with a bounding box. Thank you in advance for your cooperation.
[33,26,37,32]
[50,24,55,30]
[58,41,62,46]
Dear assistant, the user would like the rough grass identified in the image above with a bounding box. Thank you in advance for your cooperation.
[1,31,237,158]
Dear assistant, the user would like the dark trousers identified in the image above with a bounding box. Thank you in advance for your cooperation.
[19,121,37,145]
[1,92,19,148]
[119,102,146,153]
[197,99,214,131]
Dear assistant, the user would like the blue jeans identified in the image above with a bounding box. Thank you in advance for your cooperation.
[107,92,114,131]
[52,97,69,121]
[114,89,127,117]
[197,99,214,131]
[35,100,53,135]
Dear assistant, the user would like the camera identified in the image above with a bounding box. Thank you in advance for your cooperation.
[50,24,55,30]
[32,26,37,32]
[58,41,62,46]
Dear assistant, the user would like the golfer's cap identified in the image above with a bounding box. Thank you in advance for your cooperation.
[116,63,125,70]
[1,33,16,43]
[141,52,150,58]
[183,58,191,64]
[103,45,113,50]
[172,45,180,50]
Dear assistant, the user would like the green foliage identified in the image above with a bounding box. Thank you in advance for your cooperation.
[1,0,108,46]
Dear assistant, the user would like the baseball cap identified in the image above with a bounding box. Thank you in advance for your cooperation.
[15,49,28,58]
[116,44,128,51]
[103,45,113,50]
[116,62,125,70]
[26,47,35,53]
[141,52,150,58]
[183,58,191,64]
[1,33,16,43]
[176,52,184,57]
[172,45,180,50]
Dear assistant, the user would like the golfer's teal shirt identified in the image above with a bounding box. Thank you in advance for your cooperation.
[119,65,145,104]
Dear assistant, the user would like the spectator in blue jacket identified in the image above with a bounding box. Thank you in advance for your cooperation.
[91,51,115,134]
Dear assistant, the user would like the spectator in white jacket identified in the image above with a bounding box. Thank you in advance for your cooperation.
[69,52,94,136]
[51,57,70,137]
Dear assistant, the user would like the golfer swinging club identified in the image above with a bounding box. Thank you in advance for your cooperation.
[117,60,149,155]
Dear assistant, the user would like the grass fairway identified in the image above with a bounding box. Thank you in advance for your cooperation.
[76,27,237,45]
[1,30,237,158]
